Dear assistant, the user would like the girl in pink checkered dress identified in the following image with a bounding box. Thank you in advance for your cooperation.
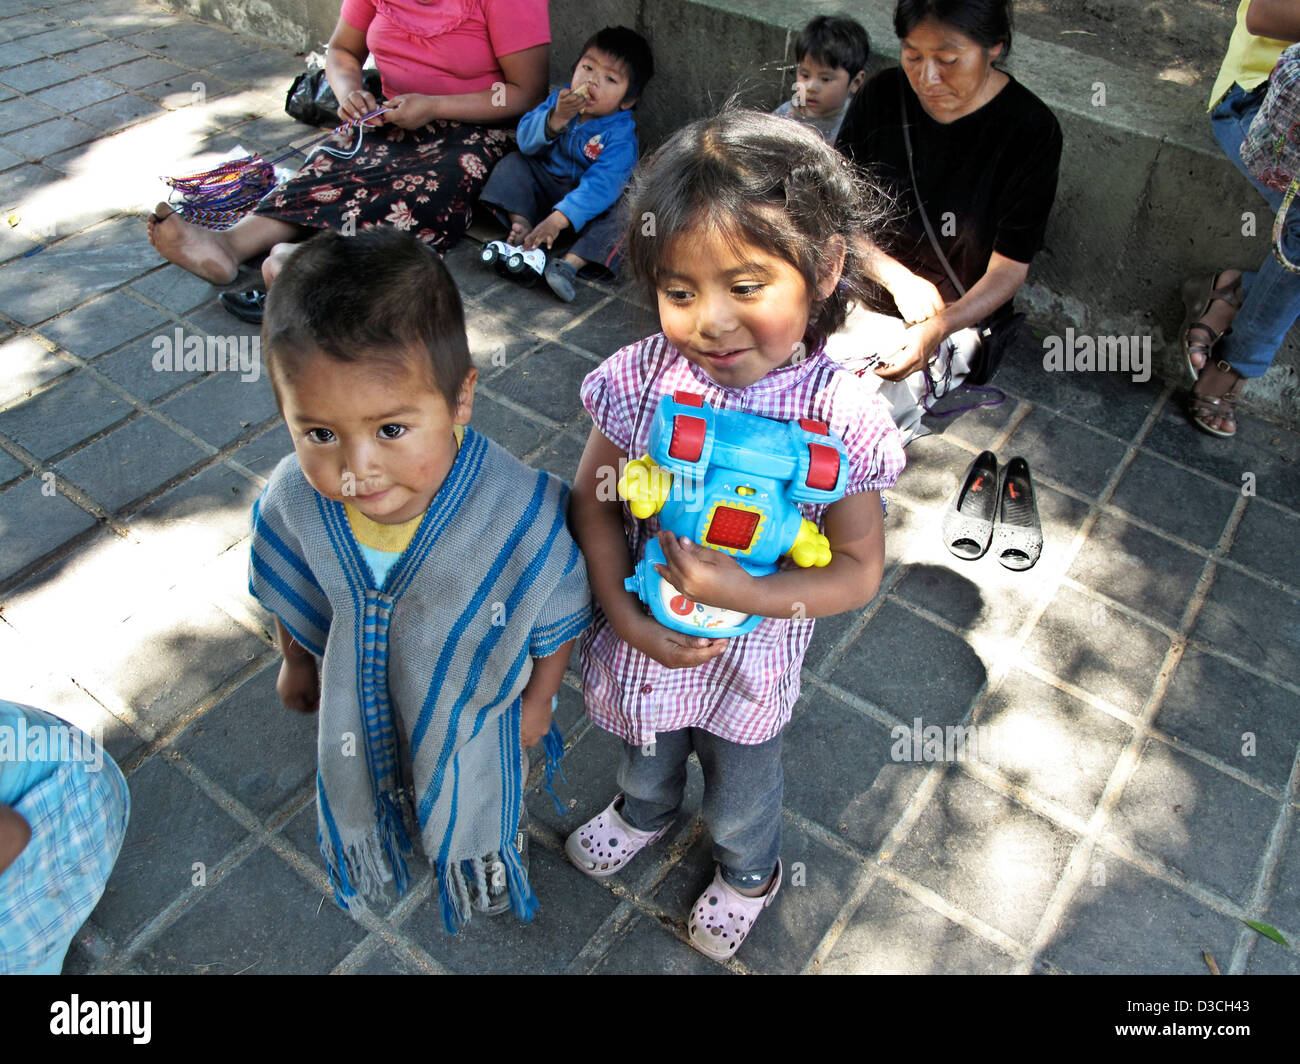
[565,110,906,961]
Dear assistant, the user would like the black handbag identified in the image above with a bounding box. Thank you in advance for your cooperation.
[285,66,383,128]
[899,84,1022,386]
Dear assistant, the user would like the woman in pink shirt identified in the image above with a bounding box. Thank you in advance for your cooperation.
[149,0,550,297]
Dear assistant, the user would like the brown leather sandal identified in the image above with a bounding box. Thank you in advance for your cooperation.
[1180,272,1243,382]
[1187,358,1246,438]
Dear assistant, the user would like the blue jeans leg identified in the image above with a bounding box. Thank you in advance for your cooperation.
[1209,82,1300,378]
[693,729,783,889]
[618,729,692,833]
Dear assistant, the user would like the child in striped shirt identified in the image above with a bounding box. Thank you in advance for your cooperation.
[249,229,590,931]
[566,110,905,960]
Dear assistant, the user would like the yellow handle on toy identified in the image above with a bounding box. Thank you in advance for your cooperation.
[787,519,832,568]
[617,454,673,519]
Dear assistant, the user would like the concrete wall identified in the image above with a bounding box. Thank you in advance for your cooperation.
[158,0,1299,423]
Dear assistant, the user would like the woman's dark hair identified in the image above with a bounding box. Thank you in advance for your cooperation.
[263,228,471,407]
[579,26,655,104]
[894,0,1013,59]
[797,14,871,79]
[623,108,889,339]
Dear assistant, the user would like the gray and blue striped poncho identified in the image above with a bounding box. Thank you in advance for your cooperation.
[249,428,591,930]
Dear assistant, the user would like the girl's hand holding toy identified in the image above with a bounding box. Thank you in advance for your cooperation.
[654,531,751,612]
[625,610,728,671]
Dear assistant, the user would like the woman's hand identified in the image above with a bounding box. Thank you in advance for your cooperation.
[382,93,439,129]
[338,86,381,125]
[875,316,949,381]
[885,272,945,324]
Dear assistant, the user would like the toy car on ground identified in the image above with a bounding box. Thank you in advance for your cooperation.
[480,240,546,280]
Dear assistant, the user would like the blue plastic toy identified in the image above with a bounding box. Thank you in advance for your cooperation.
[619,391,849,638]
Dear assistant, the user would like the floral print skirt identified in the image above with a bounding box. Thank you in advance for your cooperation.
[254,119,512,253]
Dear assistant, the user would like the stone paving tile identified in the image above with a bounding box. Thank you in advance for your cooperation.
[558,295,656,358]
[1104,738,1279,905]
[486,264,607,334]
[831,599,989,725]
[920,390,1021,450]
[171,665,316,821]
[0,93,60,134]
[1001,405,1132,499]
[71,584,267,734]
[892,558,1041,643]
[1066,512,1206,629]
[889,432,979,509]
[404,845,620,974]
[1227,499,1300,590]
[227,423,291,479]
[54,413,208,512]
[527,720,626,838]
[527,429,585,486]
[0,367,131,458]
[1247,937,1300,974]
[470,390,555,456]
[0,113,99,159]
[62,37,143,71]
[1264,815,1300,931]
[129,264,217,314]
[783,692,926,853]
[29,72,119,111]
[122,22,262,69]
[0,37,43,65]
[464,307,544,378]
[91,334,199,401]
[977,668,1132,820]
[1192,565,1300,681]
[1040,856,1243,975]
[0,446,24,485]
[89,754,249,947]
[488,341,594,426]
[820,876,1019,974]
[38,288,168,358]
[993,348,1163,441]
[444,238,505,298]
[0,214,160,323]
[890,768,1078,943]
[71,89,158,131]
[1023,585,1172,713]
[99,54,183,90]
[136,846,366,974]
[158,370,278,449]
[0,331,73,402]
[19,25,106,56]
[1157,649,1300,793]
[1142,402,1300,512]
[0,55,78,90]
[1109,450,1240,549]
[589,913,729,974]
[0,473,96,581]
[650,817,864,973]
[126,460,258,585]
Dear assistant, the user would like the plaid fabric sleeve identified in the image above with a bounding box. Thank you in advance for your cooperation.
[579,341,645,453]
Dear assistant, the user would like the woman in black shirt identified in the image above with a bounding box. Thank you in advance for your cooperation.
[835,0,1062,384]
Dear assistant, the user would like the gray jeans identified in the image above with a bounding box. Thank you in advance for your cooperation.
[618,728,782,889]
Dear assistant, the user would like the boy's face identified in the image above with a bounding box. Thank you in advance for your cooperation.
[570,48,636,118]
[792,54,865,118]
[276,350,475,525]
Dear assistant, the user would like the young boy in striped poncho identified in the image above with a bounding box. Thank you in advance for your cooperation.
[249,229,590,930]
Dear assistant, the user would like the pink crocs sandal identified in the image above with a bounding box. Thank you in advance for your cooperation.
[688,860,783,961]
[565,794,669,878]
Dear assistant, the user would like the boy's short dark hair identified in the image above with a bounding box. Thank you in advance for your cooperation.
[263,229,472,409]
[579,26,655,104]
[797,14,870,79]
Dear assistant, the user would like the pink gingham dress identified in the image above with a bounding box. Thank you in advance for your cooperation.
[578,333,906,746]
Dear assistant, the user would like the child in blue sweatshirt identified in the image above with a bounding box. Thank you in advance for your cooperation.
[480,26,654,302]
